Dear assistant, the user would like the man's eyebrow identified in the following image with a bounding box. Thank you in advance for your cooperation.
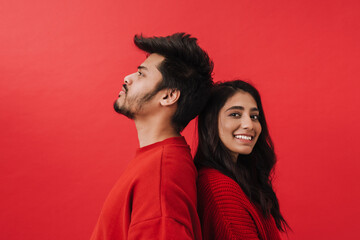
[225,106,259,112]
[138,65,148,71]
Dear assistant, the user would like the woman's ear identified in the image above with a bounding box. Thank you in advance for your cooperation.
[160,88,180,106]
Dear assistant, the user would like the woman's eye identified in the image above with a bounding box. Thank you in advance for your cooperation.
[137,71,142,76]
[229,113,241,117]
[251,115,260,120]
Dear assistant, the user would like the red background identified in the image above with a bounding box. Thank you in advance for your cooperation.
[1,0,359,239]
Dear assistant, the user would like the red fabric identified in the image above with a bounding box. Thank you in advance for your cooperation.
[197,168,281,240]
[90,137,202,240]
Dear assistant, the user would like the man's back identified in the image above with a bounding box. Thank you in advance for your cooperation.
[91,137,201,240]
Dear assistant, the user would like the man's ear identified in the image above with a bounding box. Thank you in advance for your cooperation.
[160,88,180,106]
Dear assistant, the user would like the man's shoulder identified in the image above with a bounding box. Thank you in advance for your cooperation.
[161,140,196,175]
[132,137,196,180]
[162,141,192,160]
[136,137,191,160]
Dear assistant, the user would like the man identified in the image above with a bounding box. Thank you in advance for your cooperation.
[91,33,213,240]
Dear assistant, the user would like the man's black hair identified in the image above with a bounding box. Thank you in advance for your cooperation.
[134,32,214,132]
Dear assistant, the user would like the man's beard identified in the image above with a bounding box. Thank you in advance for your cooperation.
[113,85,162,119]
[113,99,135,119]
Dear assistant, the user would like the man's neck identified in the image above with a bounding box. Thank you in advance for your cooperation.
[134,118,181,148]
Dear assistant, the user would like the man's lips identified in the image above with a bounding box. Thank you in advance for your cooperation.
[119,84,128,96]
[122,84,128,92]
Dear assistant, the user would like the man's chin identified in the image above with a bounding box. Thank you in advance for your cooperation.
[113,100,135,119]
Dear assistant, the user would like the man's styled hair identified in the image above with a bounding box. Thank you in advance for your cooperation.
[134,33,214,132]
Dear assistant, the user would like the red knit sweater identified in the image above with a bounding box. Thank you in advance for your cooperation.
[197,168,281,240]
[91,137,202,240]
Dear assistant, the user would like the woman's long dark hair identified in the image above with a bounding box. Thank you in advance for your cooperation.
[194,80,289,231]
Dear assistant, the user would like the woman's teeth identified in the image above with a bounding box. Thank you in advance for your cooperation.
[235,135,252,140]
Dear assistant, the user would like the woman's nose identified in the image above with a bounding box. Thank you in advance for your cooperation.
[241,116,253,130]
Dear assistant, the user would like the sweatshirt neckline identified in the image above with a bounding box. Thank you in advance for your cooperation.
[136,136,187,155]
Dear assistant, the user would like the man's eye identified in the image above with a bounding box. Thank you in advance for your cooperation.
[137,71,142,76]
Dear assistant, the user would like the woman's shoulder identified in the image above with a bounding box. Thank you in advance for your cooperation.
[198,168,236,184]
[197,168,247,200]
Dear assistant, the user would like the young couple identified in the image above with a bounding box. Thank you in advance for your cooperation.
[91,33,289,240]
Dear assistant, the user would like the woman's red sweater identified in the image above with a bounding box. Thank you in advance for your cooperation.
[197,168,281,240]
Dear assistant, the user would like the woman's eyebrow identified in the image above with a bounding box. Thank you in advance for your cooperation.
[225,106,259,112]
[225,106,244,112]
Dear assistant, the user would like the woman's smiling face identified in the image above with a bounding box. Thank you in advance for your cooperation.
[218,90,262,161]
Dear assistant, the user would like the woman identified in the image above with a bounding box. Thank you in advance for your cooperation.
[195,80,289,240]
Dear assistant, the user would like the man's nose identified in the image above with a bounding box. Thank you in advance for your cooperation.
[124,73,135,85]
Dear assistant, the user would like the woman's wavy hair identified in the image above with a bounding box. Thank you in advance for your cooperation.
[194,80,289,231]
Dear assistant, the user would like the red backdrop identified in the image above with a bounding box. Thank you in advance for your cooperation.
[1,0,359,239]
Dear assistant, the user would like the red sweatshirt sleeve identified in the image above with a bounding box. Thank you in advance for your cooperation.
[128,217,193,240]
[198,169,260,240]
